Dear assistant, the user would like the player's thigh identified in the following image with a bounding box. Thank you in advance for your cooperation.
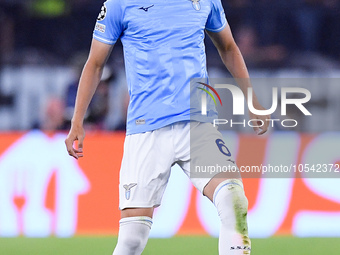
[119,127,175,211]
[182,122,241,201]
[121,207,154,218]
[203,173,242,202]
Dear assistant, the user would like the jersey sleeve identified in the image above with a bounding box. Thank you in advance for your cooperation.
[93,0,123,45]
[205,0,228,33]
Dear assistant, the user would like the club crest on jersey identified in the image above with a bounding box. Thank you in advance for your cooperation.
[190,0,201,11]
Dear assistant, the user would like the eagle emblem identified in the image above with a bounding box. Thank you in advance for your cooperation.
[123,183,137,200]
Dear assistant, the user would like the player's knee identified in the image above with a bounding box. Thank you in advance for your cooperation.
[119,233,146,252]
[114,216,152,254]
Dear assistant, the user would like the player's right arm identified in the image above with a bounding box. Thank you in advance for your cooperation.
[65,39,113,159]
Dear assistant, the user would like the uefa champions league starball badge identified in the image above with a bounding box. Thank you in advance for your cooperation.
[97,3,107,21]
[190,0,201,11]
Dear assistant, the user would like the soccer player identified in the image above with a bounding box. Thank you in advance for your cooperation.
[65,0,270,254]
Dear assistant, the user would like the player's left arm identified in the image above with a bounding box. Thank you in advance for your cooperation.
[206,25,270,135]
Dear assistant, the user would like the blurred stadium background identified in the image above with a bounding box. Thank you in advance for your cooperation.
[0,0,340,254]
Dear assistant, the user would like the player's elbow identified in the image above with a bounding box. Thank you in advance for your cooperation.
[225,39,239,54]
[218,41,240,65]
[83,58,105,76]
[85,56,105,70]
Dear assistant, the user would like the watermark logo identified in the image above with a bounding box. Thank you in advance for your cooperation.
[198,83,312,129]
[198,82,222,115]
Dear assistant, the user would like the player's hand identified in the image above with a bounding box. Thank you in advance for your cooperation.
[248,102,270,135]
[65,123,85,159]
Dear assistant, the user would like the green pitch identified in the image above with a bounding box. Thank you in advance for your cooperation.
[1,236,339,254]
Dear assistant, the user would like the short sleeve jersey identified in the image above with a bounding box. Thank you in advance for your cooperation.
[93,0,227,135]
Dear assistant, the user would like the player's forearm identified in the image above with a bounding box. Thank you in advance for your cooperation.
[71,61,103,125]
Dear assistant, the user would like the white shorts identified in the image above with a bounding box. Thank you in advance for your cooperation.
[119,121,239,210]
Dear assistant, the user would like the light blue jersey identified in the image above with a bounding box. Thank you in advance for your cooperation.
[93,0,227,135]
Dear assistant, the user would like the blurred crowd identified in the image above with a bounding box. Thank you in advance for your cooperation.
[222,0,340,69]
[33,56,130,132]
[0,0,102,65]
[0,0,340,68]
[0,0,340,132]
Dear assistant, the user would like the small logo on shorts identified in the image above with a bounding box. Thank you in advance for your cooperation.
[227,159,235,164]
[123,183,137,200]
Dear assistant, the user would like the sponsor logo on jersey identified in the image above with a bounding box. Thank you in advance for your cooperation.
[97,3,107,21]
[190,0,201,11]
[95,23,106,33]
[138,5,154,12]
[123,183,137,200]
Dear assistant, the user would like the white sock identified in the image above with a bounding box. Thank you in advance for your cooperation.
[112,216,152,255]
[213,179,251,255]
